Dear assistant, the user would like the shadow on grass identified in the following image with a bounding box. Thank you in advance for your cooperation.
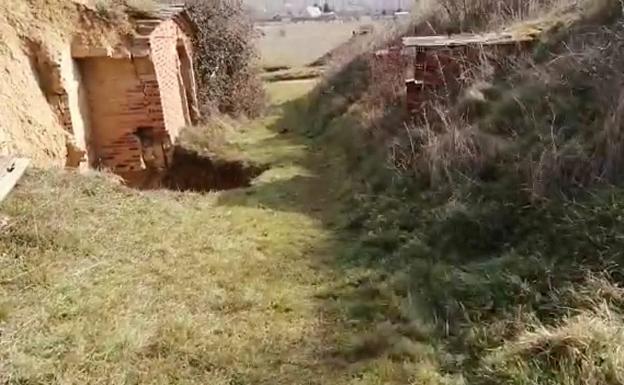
[214,71,434,383]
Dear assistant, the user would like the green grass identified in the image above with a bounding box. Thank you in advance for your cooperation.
[282,20,624,382]
[1,78,449,385]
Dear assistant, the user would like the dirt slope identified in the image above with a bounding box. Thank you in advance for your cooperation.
[0,0,123,166]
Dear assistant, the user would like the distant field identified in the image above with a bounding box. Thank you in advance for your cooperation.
[256,19,385,67]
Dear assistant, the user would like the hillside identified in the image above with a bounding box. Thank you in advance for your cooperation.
[290,0,624,382]
[0,0,125,166]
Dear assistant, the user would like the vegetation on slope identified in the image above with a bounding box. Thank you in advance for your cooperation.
[279,0,624,383]
[187,0,266,117]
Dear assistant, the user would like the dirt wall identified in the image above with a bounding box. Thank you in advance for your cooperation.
[0,0,125,167]
[0,28,67,166]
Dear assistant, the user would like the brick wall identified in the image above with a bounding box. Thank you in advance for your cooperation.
[79,57,168,172]
[28,46,90,169]
[406,41,532,116]
[149,20,191,142]
[178,37,200,124]
[72,19,198,174]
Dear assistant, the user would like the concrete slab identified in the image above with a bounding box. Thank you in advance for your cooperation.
[0,157,30,203]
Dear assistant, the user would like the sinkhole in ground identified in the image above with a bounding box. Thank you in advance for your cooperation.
[125,147,268,192]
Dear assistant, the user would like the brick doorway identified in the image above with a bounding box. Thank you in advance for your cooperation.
[78,57,167,172]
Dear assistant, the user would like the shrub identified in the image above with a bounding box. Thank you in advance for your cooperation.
[379,21,624,197]
[186,0,265,118]
[93,0,157,23]
[412,0,620,32]
[125,0,157,17]
[93,0,129,23]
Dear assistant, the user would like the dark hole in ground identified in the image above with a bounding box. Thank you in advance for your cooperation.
[123,146,268,192]
[163,147,268,192]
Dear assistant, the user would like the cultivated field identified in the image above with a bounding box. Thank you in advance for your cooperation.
[256,18,386,67]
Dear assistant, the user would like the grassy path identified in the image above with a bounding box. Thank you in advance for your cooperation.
[0,80,383,384]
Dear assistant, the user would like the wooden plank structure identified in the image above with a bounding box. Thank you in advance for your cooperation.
[401,32,536,115]
[402,32,535,48]
[0,157,30,203]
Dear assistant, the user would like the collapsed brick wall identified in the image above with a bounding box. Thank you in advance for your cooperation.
[405,41,531,116]
[79,57,169,172]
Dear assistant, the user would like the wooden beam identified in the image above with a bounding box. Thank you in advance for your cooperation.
[402,32,535,48]
[0,157,30,203]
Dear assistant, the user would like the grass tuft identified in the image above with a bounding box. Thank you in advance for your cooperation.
[480,305,624,384]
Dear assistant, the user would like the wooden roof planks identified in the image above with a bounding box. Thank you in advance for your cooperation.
[402,32,536,49]
[401,31,538,116]
[0,157,29,203]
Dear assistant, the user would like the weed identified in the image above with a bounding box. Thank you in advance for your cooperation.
[93,0,128,23]
[93,0,157,22]
[295,2,624,384]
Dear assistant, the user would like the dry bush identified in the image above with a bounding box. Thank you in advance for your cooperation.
[504,23,624,196]
[125,0,158,16]
[93,0,129,23]
[186,0,265,118]
[414,0,580,32]
[358,49,409,138]
[412,0,624,36]
[396,111,484,188]
[480,303,624,384]
[93,0,157,22]
[388,47,510,187]
[311,0,623,195]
